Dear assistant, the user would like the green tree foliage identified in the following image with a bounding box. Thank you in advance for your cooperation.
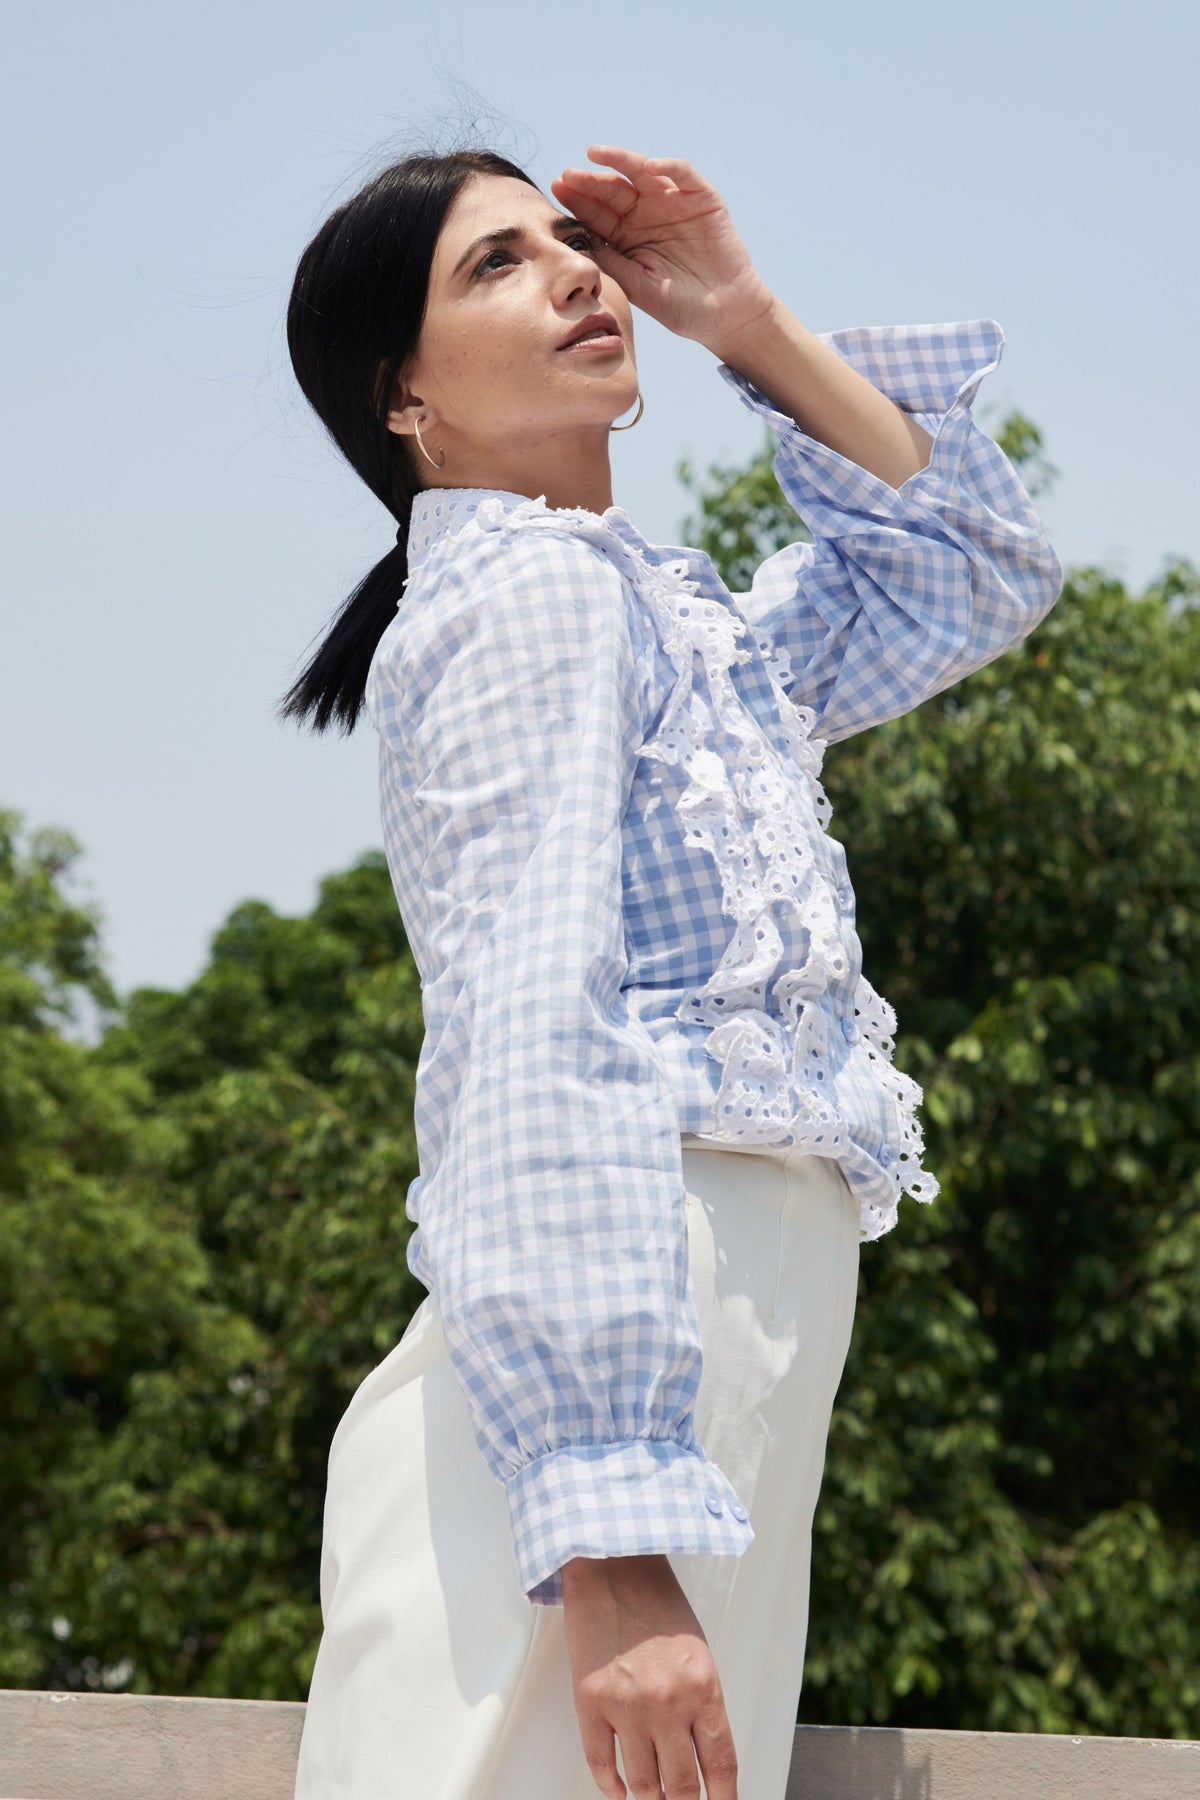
[1,411,1196,1736]
[1,820,424,1697]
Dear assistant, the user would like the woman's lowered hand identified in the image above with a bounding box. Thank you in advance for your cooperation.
[561,1553,740,1800]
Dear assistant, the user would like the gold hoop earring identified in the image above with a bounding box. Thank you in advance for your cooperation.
[610,392,644,432]
[413,416,445,470]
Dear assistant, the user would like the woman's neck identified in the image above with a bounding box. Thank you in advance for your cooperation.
[431,426,617,517]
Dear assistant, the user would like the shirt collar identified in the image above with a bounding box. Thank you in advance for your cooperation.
[407,485,636,573]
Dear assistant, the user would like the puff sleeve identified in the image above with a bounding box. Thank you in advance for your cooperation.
[718,318,1065,743]
[367,522,754,1605]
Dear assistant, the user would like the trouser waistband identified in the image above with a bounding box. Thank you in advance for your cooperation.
[681,1131,798,1164]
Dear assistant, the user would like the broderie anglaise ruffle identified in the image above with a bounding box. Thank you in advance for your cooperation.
[470,495,939,1239]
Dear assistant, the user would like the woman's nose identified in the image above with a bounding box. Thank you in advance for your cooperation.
[556,246,603,304]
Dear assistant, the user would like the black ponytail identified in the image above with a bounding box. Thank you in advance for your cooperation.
[278,148,541,736]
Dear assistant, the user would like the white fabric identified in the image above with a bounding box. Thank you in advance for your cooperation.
[294,1141,861,1800]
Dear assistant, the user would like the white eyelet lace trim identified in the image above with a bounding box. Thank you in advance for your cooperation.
[465,495,940,1240]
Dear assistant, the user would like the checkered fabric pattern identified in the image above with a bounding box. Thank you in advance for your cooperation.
[364,318,1064,1605]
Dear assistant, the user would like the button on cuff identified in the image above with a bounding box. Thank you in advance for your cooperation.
[508,1440,755,1607]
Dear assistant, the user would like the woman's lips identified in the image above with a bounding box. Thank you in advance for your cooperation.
[556,332,624,354]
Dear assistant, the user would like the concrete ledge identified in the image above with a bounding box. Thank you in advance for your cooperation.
[0,1691,304,1800]
[0,1689,1196,1799]
[785,1720,1200,1799]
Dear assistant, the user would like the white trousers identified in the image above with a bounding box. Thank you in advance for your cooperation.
[293,1138,861,1800]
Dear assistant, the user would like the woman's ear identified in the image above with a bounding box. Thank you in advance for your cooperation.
[386,392,430,440]
[383,365,440,441]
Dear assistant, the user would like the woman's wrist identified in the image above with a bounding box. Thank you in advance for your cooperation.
[706,295,937,489]
[700,288,786,369]
[561,1553,674,1596]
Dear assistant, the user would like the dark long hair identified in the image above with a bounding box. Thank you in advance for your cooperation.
[279,149,541,736]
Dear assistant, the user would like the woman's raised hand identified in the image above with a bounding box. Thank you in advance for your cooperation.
[550,146,776,357]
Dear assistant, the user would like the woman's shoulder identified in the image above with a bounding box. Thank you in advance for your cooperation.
[417,490,642,579]
[401,494,644,635]
[368,493,650,718]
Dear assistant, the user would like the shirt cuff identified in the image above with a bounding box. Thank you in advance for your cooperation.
[505,1437,755,1606]
[716,317,1006,534]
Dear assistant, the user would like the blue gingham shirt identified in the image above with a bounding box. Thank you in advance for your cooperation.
[364,318,1064,1605]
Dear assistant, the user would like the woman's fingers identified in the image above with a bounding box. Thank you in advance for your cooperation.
[555,149,722,253]
[549,173,632,242]
[653,1724,707,1798]
[553,167,636,210]
[691,1698,742,1799]
[617,1728,667,1799]
[562,146,685,216]
[586,145,710,195]
[575,1714,627,1800]
[636,155,707,191]
[578,1713,739,1800]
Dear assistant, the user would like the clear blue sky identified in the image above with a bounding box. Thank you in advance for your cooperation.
[3,0,1195,1006]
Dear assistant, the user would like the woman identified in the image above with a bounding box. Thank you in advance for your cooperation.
[282,143,1063,1800]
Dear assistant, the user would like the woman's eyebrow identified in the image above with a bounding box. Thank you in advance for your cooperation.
[450,214,589,277]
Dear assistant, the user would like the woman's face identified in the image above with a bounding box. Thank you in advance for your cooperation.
[387,173,638,472]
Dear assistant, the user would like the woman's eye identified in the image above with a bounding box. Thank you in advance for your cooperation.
[473,231,598,280]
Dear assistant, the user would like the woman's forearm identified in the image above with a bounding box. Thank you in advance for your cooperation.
[704,295,936,492]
